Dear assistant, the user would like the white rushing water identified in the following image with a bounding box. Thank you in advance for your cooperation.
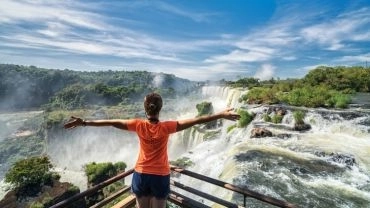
[170,86,370,208]
[1,86,369,208]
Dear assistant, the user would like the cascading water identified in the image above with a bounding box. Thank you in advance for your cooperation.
[171,86,370,208]
[201,85,244,108]
[1,86,369,208]
[169,86,247,155]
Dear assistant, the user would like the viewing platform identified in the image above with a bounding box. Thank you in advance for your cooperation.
[50,166,298,208]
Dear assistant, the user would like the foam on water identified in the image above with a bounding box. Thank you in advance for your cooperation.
[172,86,370,207]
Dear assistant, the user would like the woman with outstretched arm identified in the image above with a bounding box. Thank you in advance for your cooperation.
[64,92,240,208]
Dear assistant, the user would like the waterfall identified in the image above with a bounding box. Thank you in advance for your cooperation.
[1,87,369,207]
[171,86,370,208]
[201,85,246,108]
[0,180,10,200]
[169,86,247,156]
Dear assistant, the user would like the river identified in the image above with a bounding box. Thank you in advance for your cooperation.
[170,87,370,207]
[0,87,369,207]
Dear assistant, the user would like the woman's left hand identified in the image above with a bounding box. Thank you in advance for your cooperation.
[221,108,240,121]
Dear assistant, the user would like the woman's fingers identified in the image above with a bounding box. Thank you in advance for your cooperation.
[64,121,76,129]
[222,108,240,120]
[64,116,81,129]
[230,114,240,121]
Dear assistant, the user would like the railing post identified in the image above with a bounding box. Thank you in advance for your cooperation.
[244,194,246,207]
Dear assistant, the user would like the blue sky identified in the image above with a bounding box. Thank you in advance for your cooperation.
[1,0,370,81]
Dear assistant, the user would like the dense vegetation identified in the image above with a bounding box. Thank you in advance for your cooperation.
[0,64,196,110]
[237,109,255,127]
[229,66,370,108]
[196,101,214,116]
[226,108,255,133]
[84,162,126,186]
[2,64,367,110]
[170,157,194,169]
[3,158,132,207]
[84,162,127,207]
[5,156,59,196]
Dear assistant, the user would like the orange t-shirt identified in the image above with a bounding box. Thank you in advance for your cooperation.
[127,119,177,175]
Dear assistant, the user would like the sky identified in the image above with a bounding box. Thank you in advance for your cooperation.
[0,0,370,81]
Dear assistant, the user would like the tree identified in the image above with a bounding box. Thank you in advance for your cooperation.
[5,156,58,196]
[237,109,255,127]
[196,102,214,117]
[84,162,127,206]
[84,162,127,186]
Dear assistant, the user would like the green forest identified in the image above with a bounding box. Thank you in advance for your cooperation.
[0,64,369,111]
[227,66,370,108]
[0,64,197,111]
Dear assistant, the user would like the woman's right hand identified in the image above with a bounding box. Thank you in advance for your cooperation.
[64,116,84,129]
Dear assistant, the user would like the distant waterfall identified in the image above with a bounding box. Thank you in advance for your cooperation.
[201,85,246,108]
[170,86,247,155]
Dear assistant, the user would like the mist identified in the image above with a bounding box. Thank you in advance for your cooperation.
[0,67,211,194]
[0,67,69,111]
[44,75,204,190]
[48,92,207,170]
[254,64,275,81]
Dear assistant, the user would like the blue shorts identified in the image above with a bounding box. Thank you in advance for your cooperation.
[131,171,170,199]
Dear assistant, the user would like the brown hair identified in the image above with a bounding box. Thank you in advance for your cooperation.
[144,93,162,116]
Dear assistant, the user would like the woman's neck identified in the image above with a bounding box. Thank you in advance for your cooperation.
[146,114,159,123]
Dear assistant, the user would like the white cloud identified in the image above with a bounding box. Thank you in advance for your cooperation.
[254,64,275,80]
[0,0,369,81]
[205,49,272,63]
[0,0,235,65]
[155,1,216,23]
[300,7,370,50]
[37,22,71,37]
[136,61,249,81]
[296,64,329,75]
[282,56,297,61]
[337,53,370,62]
[208,15,301,67]
[0,0,107,30]
[352,31,370,41]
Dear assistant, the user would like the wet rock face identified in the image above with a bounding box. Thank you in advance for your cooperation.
[314,151,356,168]
[266,106,287,116]
[0,181,84,208]
[318,110,364,121]
[293,123,311,131]
[250,127,273,138]
[275,133,292,139]
[234,149,346,176]
[204,120,218,129]
[358,118,370,126]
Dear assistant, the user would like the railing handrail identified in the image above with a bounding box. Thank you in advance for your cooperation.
[49,168,134,208]
[170,179,239,208]
[170,166,298,208]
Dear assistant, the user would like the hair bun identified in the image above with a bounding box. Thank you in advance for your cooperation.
[149,103,156,109]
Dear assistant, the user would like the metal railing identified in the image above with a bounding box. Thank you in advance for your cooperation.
[50,166,298,208]
[50,169,134,208]
[170,166,298,208]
